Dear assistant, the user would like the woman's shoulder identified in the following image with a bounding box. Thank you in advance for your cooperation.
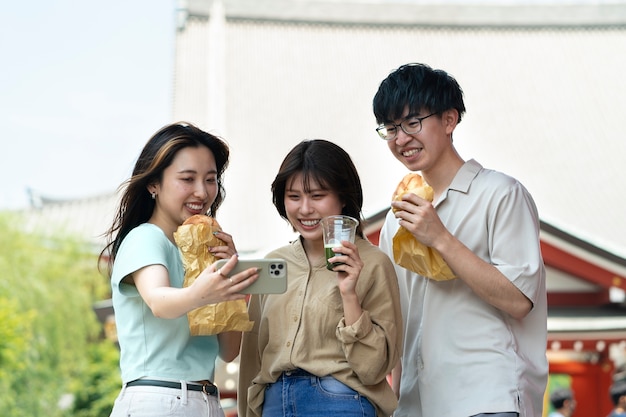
[125,223,167,242]
[356,236,382,252]
[356,237,394,264]
[119,223,171,254]
[265,237,302,257]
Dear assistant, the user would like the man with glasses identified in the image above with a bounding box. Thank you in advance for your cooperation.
[372,63,547,417]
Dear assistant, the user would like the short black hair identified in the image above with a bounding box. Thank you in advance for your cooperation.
[373,62,466,125]
[610,381,626,405]
[271,139,364,237]
[550,388,573,409]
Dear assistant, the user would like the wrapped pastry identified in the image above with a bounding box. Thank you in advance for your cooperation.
[174,214,254,335]
[391,173,456,281]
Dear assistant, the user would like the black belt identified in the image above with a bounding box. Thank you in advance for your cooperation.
[283,369,315,378]
[126,379,218,396]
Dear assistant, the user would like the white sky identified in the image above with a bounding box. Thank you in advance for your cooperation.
[0,1,175,209]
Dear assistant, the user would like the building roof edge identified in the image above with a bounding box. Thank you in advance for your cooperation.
[183,0,626,28]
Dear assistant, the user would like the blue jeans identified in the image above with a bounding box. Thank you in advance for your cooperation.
[263,369,375,417]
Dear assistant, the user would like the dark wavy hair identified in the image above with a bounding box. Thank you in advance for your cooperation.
[271,139,364,238]
[99,122,229,271]
[373,62,466,124]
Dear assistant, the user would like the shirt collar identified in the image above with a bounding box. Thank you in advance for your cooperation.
[448,159,482,194]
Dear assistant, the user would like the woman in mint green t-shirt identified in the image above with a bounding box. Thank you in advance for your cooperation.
[100,122,260,417]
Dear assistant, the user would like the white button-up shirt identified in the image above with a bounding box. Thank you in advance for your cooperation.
[381,159,548,417]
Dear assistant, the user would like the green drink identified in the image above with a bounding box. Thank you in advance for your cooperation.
[321,215,359,271]
[325,242,343,270]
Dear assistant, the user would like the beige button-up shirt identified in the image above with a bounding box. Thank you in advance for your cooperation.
[238,236,403,417]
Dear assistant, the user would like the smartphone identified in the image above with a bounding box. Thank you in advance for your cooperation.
[214,258,288,294]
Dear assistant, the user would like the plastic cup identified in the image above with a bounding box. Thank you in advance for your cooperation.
[321,215,359,271]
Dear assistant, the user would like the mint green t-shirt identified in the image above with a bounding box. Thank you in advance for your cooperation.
[111,223,219,383]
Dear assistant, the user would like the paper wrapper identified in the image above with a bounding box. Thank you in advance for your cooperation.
[392,226,456,281]
[174,222,254,335]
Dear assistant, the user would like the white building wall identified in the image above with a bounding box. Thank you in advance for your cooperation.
[172,9,626,256]
[173,16,211,126]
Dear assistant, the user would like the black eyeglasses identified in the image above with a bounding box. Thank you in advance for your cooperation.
[376,112,437,141]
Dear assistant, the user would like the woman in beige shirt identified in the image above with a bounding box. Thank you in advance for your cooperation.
[238,139,403,417]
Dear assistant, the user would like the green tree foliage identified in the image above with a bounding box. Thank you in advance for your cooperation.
[69,342,120,417]
[0,214,119,416]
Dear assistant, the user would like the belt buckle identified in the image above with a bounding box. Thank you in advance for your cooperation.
[202,382,215,395]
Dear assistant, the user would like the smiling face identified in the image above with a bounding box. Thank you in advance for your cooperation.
[386,108,451,173]
[148,145,218,239]
[284,172,344,251]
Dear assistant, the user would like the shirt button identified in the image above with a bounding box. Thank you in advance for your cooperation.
[286,341,291,347]
[293,316,298,322]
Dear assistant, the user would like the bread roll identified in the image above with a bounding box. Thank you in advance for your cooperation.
[183,214,220,227]
[175,214,254,335]
[182,214,223,247]
[392,173,434,212]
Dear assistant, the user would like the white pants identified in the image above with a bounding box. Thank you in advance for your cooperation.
[109,384,225,417]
